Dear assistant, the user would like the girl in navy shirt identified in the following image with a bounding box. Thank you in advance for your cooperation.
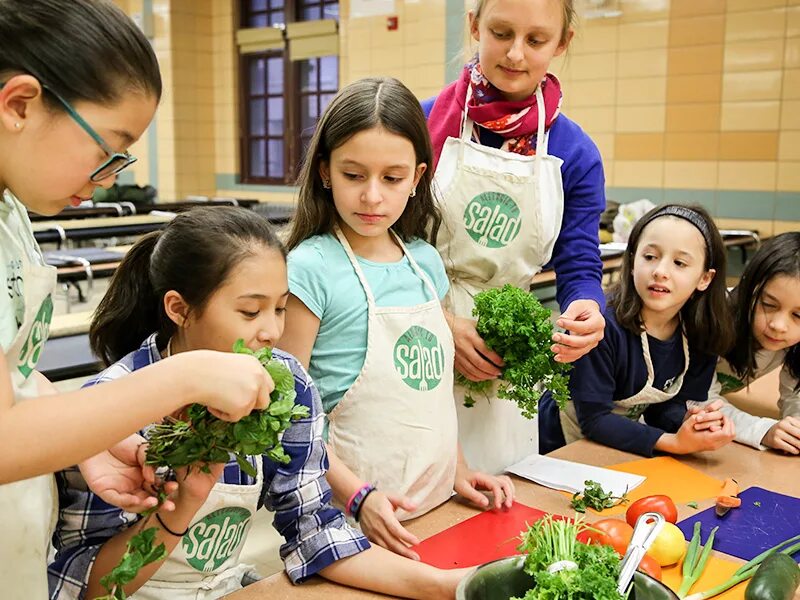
[539,205,737,456]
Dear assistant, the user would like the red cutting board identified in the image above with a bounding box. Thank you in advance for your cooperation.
[413,502,548,568]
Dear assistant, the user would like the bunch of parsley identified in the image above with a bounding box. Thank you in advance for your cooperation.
[461,284,571,419]
[97,341,309,599]
[512,515,624,600]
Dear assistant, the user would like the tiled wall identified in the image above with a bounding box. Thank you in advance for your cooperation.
[547,0,800,234]
[114,0,800,231]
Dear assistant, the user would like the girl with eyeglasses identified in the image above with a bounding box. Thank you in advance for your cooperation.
[0,1,273,595]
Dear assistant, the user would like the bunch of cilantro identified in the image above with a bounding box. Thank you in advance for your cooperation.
[460,284,571,419]
[512,515,624,600]
[97,341,309,600]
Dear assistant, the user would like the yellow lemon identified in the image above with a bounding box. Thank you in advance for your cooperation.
[646,522,686,566]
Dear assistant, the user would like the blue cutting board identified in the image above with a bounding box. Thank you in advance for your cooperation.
[677,487,800,561]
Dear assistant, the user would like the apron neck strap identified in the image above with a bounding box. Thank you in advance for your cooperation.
[639,326,691,389]
[333,225,440,306]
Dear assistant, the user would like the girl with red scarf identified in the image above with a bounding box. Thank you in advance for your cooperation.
[422,0,607,475]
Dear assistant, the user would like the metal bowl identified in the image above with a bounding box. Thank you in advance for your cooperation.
[455,556,680,600]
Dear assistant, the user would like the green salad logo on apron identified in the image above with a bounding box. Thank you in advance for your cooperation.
[182,507,252,572]
[463,191,522,248]
[394,325,444,392]
[17,294,53,379]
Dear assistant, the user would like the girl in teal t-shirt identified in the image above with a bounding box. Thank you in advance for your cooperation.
[279,77,514,562]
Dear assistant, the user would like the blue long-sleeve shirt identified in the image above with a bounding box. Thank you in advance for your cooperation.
[539,305,717,456]
[422,97,606,312]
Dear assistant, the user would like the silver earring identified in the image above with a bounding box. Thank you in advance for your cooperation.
[409,187,416,198]
[322,179,331,189]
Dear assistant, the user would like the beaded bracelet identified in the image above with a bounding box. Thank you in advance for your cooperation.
[346,483,376,522]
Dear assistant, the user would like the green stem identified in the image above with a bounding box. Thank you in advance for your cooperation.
[679,522,703,597]
[685,533,800,600]
[679,526,718,598]
[733,534,800,577]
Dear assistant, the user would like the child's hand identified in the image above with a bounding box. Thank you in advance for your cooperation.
[454,464,514,511]
[552,299,605,363]
[450,315,504,382]
[170,351,274,421]
[687,399,726,432]
[358,490,422,560]
[666,415,735,454]
[80,434,178,513]
[762,416,800,455]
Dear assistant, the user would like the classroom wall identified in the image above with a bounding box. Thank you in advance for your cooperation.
[115,0,800,233]
[545,0,800,236]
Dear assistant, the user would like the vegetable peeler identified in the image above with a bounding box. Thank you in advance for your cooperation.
[617,512,666,595]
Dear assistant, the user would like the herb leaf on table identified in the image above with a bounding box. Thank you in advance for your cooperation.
[570,479,629,513]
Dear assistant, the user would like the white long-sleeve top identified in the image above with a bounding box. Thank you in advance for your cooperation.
[688,349,799,450]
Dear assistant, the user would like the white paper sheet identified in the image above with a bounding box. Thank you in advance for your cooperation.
[505,454,645,498]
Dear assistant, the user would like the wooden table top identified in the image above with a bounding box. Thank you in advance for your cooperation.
[226,440,800,599]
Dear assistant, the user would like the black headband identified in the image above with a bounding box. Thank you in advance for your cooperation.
[636,205,715,268]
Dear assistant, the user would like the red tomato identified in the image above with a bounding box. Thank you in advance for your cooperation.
[637,554,663,581]
[585,518,633,551]
[625,495,678,527]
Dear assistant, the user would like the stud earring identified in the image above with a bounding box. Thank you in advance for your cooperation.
[322,179,331,189]
[14,122,21,129]
[409,187,416,198]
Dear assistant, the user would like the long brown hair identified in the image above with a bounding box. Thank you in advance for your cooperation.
[726,232,800,387]
[90,207,285,365]
[286,77,441,250]
[608,204,734,357]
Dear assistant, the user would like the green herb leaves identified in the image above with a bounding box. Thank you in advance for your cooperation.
[513,514,624,600]
[145,342,309,474]
[462,285,571,419]
[96,527,167,600]
[570,480,629,513]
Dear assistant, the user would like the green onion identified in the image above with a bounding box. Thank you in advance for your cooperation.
[678,525,718,598]
[684,534,800,600]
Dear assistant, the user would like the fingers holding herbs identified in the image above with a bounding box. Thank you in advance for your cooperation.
[167,350,275,422]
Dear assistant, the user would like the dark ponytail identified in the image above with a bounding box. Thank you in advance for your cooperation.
[0,0,161,107]
[90,231,163,365]
[90,207,286,366]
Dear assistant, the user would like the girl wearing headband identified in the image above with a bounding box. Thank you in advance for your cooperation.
[538,204,737,456]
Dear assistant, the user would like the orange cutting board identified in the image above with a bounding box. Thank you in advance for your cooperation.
[662,553,746,600]
[572,457,723,516]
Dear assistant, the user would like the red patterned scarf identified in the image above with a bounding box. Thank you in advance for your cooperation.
[428,61,563,167]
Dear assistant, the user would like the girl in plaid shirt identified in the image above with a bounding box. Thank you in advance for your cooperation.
[49,207,466,600]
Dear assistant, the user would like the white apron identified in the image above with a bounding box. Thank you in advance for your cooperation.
[131,458,262,600]
[560,331,691,444]
[433,86,565,474]
[0,192,57,599]
[327,226,458,521]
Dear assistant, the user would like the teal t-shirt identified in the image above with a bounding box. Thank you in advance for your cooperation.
[287,233,450,425]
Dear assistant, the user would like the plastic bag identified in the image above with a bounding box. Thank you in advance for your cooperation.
[612,199,655,243]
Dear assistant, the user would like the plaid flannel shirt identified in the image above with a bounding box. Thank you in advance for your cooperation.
[48,334,369,600]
